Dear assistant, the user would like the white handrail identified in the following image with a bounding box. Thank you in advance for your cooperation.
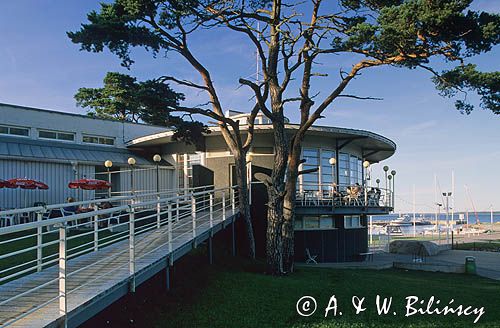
[0,185,238,328]
[0,185,215,217]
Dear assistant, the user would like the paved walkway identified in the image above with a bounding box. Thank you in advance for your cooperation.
[299,250,500,281]
[432,250,500,280]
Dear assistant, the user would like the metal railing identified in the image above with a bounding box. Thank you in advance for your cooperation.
[0,185,239,327]
[296,183,393,208]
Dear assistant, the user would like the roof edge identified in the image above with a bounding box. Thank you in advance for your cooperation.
[127,124,396,151]
[0,102,168,129]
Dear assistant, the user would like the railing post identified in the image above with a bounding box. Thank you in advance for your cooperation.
[191,196,196,240]
[391,182,395,208]
[37,212,43,272]
[364,188,368,208]
[209,192,214,228]
[129,207,135,293]
[157,195,161,229]
[176,194,180,222]
[222,191,226,221]
[58,223,67,327]
[168,204,173,259]
[93,204,99,252]
[231,188,235,216]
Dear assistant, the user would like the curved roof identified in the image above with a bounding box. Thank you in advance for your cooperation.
[127,124,396,163]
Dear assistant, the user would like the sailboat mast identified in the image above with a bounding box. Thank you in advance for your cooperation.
[451,170,455,227]
[465,185,480,224]
[413,184,416,237]
[434,174,438,232]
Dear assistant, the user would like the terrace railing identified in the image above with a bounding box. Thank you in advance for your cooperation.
[296,183,393,208]
[0,185,239,327]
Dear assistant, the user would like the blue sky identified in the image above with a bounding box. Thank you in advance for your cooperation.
[0,1,498,213]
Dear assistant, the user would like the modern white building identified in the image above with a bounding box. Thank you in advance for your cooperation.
[1,103,397,262]
[128,110,397,261]
[0,103,175,208]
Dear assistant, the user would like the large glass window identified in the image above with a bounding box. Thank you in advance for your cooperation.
[350,156,358,184]
[321,150,334,192]
[295,215,336,230]
[83,135,115,145]
[320,215,335,229]
[301,148,319,191]
[0,125,29,137]
[303,216,320,229]
[39,129,75,142]
[339,153,350,187]
[178,153,201,189]
[344,215,362,228]
[300,148,336,192]
[299,148,364,191]
[357,159,363,184]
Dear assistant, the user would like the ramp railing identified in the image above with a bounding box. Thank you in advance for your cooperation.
[0,185,239,327]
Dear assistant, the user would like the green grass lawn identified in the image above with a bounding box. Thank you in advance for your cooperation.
[0,213,156,282]
[82,245,500,328]
[0,228,116,282]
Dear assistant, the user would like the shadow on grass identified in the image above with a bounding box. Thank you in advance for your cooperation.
[81,238,500,328]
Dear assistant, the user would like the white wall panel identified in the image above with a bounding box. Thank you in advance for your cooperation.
[0,159,95,209]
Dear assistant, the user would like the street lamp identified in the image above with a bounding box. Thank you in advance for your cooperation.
[104,160,113,198]
[383,165,389,193]
[329,157,336,188]
[362,161,370,206]
[246,152,253,163]
[376,178,380,189]
[363,161,371,184]
[153,154,162,194]
[387,174,392,208]
[128,157,136,196]
[390,170,396,209]
[442,191,452,244]
[246,152,254,203]
[435,202,442,233]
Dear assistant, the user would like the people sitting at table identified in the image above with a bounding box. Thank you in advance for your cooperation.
[63,197,80,215]
[99,201,113,210]
[97,201,114,227]
[354,182,363,194]
[347,184,361,196]
[330,183,341,197]
[367,187,381,205]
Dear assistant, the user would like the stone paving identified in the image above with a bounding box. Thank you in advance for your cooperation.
[299,250,500,281]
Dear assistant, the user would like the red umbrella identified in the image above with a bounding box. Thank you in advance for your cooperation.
[7,178,49,190]
[5,178,49,209]
[0,180,13,188]
[68,179,111,190]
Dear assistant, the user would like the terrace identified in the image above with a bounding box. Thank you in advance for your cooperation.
[295,183,394,215]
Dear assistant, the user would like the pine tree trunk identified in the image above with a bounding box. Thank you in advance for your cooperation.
[282,141,302,273]
[265,118,288,275]
[234,154,256,259]
[266,185,284,274]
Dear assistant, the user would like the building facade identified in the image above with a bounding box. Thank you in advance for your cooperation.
[0,103,175,208]
[1,104,396,262]
[128,112,397,262]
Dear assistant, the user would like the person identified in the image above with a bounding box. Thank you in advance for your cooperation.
[99,201,113,210]
[63,197,80,214]
[98,201,114,227]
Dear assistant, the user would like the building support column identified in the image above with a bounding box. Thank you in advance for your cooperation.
[231,219,236,256]
[208,235,213,265]
[165,259,171,292]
